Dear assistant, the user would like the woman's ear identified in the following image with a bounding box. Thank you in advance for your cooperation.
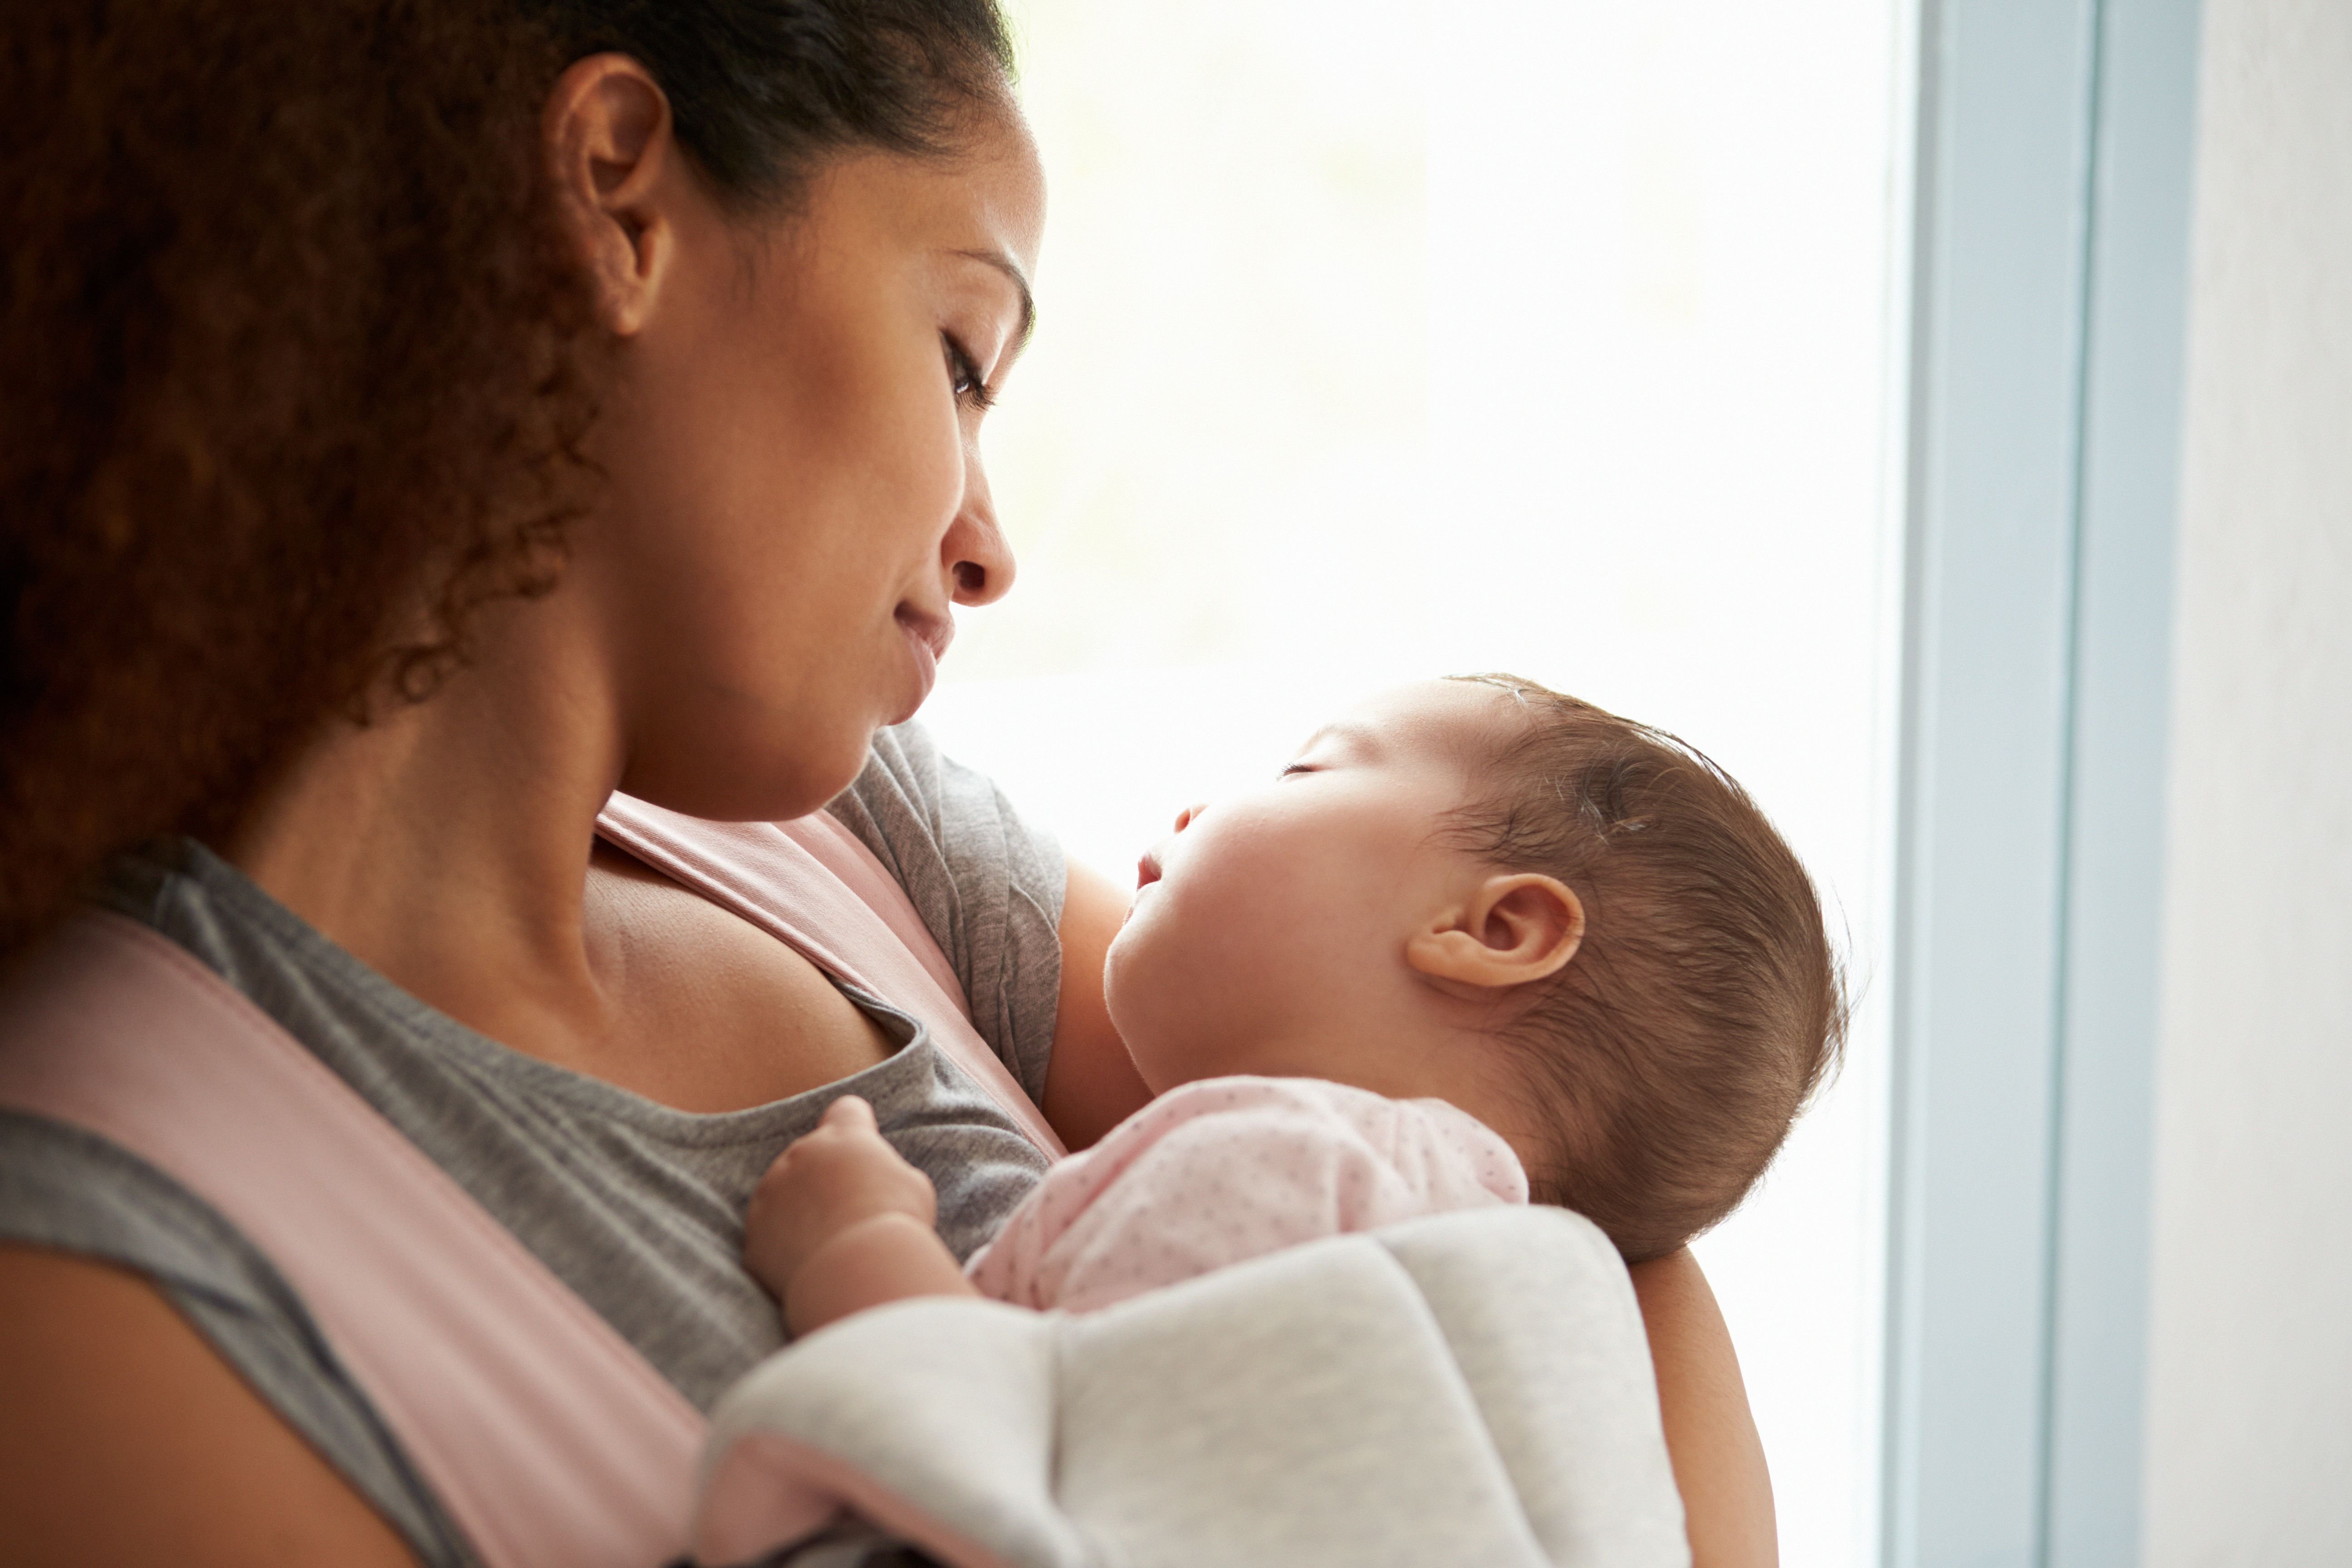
[543,54,680,336]
[1405,873,1586,990]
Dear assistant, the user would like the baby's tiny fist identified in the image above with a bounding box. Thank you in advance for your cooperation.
[744,1096,940,1302]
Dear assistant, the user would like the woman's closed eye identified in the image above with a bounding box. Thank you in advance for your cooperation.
[942,333,996,411]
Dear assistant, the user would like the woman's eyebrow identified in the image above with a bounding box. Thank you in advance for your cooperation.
[947,248,1037,352]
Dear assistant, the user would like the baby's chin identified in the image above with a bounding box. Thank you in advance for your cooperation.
[1098,969,1198,1098]
[1099,888,1176,1000]
[1097,932,1152,1060]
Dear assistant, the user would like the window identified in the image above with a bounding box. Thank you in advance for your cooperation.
[927,7,1908,1561]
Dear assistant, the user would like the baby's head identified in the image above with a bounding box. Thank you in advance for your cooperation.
[1103,675,1843,1261]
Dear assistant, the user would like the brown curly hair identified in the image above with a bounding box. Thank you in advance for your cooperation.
[0,0,1013,957]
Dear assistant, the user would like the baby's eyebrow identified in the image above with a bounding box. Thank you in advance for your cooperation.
[1294,720,1382,759]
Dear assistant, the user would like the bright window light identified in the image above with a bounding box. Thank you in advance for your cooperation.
[925,6,1906,1562]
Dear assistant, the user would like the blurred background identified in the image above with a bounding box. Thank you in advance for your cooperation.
[922,4,1908,1563]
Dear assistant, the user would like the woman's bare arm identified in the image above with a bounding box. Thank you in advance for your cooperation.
[1041,861,1151,1149]
[1629,1247,1778,1568]
[0,1244,420,1568]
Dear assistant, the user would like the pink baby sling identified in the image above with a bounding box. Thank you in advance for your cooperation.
[0,796,1065,1568]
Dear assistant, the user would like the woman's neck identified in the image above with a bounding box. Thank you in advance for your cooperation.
[224,596,629,1053]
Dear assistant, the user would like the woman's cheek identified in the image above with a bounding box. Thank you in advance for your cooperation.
[868,344,972,539]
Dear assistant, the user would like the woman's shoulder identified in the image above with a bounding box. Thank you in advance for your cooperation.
[828,721,1068,1105]
[828,720,1063,906]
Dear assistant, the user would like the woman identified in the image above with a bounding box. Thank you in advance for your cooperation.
[0,2,1777,1563]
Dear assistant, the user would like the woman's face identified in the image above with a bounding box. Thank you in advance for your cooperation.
[571,88,1045,822]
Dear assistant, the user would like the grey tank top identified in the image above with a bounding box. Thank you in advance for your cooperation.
[0,723,1067,1568]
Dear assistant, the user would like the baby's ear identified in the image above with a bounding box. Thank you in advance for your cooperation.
[1406,874,1586,990]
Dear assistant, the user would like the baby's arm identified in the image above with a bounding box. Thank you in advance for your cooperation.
[745,1096,979,1338]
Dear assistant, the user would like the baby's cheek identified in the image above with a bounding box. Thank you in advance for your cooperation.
[1099,920,1150,1038]
[1102,908,1212,1090]
[1117,882,1237,990]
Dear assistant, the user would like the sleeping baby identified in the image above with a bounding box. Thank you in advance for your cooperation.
[743,675,1844,1336]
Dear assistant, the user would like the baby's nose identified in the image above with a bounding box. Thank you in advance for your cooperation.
[1173,803,1207,833]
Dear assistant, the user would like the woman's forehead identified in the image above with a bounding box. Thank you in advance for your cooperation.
[802,105,1045,284]
[949,98,1047,267]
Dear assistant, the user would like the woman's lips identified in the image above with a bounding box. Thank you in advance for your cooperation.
[895,608,952,707]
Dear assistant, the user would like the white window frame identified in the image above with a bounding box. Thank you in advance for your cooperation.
[1883,1,2202,1564]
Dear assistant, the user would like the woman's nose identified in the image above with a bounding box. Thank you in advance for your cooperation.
[944,454,1017,607]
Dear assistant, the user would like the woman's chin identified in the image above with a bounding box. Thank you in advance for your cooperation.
[618,718,875,824]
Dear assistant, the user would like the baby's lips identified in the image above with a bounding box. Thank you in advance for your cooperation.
[1135,848,1164,891]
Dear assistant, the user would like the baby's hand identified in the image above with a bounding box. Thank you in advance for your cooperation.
[745,1096,938,1303]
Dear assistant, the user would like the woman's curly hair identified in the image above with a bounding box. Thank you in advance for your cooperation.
[0,0,1011,957]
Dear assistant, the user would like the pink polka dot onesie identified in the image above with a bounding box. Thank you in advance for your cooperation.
[964,1075,1529,1314]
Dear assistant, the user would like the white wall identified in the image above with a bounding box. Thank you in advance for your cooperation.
[2144,3,2352,1562]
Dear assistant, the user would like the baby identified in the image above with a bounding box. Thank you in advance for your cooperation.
[745,675,1844,1336]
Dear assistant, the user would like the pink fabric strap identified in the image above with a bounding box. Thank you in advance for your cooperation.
[595,796,1066,1160]
[0,914,705,1568]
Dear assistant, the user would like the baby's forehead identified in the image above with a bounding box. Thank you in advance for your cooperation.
[1320,679,1529,755]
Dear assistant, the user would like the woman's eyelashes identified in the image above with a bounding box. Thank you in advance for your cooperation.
[942,332,997,411]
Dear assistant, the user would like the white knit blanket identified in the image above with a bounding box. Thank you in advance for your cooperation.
[691,1206,1690,1568]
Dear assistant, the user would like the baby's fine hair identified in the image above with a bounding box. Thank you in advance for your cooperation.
[1445,675,1846,1262]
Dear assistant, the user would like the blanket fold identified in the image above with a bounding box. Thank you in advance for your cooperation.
[694,1206,1690,1568]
